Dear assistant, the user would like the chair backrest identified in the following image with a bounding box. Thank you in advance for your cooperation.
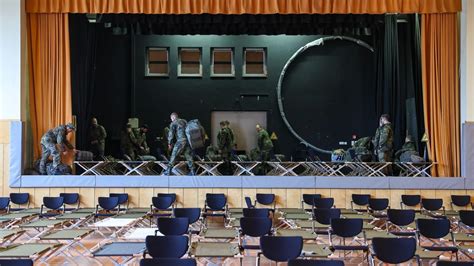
[0,259,34,266]
[288,259,344,266]
[245,197,254,208]
[157,217,189,235]
[43,197,64,210]
[260,236,303,262]
[302,194,322,206]
[401,195,421,207]
[314,198,335,209]
[330,218,363,238]
[352,194,371,206]
[9,193,29,205]
[256,193,275,206]
[459,210,474,227]
[173,208,201,224]
[243,208,270,218]
[369,198,389,211]
[416,218,451,239]
[205,193,226,210]
[387,209,415,226]
[98,197,119,211]
[152,197,174,210]
[451,195,471,207]
[313,208,341,225]
[372,237,416,264]
[240,217,272,237]
[436,261,474,266]
[59,193,79,205]
[145,235,189,258]
[421,198,443,211]
[158,193,177,204]
[140,258,197,266]
[109,193,129,205]
[0,197,10,210]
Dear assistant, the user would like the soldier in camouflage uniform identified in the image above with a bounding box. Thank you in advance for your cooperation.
[256,124,273,161]
[39,123,76,175]
[225,120,236,157]
[134,124,151,156]
[373,114,394,174]
[165,113,195,175]
[218,121,233,174]
[120,123,138,161]
[89,117,107,159]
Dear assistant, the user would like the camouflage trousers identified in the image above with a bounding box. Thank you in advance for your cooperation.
[220,148,232,175]
[167,141,194,174]
[40,142,60,175]
[377,151,393,176]
[91,143,105,159]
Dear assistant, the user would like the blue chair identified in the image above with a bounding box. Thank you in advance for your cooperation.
[437,261,474,266]
[329,218,368,261]
[459,210,474,229]
[109,193,129,210]
[150,196,174,222]
[173,208,202,233]
[421,198,446,217]
[371,237,420,265]
[243,208,270,218]
[0,259,34,266]
[157,217,189,236]
[40,196,64,217]
[387,209,416,236]
[313,198,335,209]
[368,198,389,218]
[203,193,227,225]
[158,193,177,207]
[450,195,471,209]
[312,208,341,234]
[9,193,30,211]
[302,194,322,209]
[59,193,80,210]
[0,197,10,213]
[256,193,276,209]
[258,236,303,265]
[95,197,119,220]
[144,235,189,259]
[401,195,421,209]
[288,259,345,266]
[351,194,370,211]
[240,217,273,251]
[140,258,197,266]
[416,218,458,260]
[245,196,255,208]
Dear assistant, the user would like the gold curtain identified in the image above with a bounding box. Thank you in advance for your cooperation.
[27,13,73,159]
[26,0,461,14]
[421,13,460,177]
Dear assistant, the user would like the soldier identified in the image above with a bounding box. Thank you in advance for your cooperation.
[135,124,151,156]
[224,120,236,149]
[39,123,76,175]
[373,114,394,174]
[165,112,195,175]
[256,124,274,161]
[120,123,137,161]
[89,117,107,159]
[218,121,233,174]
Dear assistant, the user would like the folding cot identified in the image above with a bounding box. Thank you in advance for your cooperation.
[0,243,62,263]
[38,229,94,263]
[91,241,146,265]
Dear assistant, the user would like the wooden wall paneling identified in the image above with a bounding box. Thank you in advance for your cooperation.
[79,188,95,208]
[124,188,140,208]
[139,188,154,208]
[389,189,405,209]
[227,188,242,208]
[286,189,302,208]
[272,189,287,208]
[330,189,346,209]
[32,188,50,207]
[169,188,184,207]
[183,188,199,208]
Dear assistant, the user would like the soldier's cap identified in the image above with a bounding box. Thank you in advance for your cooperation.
[220,121,226,126]
[65,123,76,131]
[141,124,149,129]
[126,123,132,128]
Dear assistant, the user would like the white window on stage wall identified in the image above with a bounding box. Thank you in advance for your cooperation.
[145,47,169,77]
[211,48,235,77]
[178,48,202,77]
[243,48,267,77]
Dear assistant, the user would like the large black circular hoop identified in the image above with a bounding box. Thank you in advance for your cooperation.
[276,36,375,154]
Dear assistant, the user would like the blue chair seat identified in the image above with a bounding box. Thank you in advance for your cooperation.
[331,245,368,251]
[421,246,458,252]
[389,231,416,236]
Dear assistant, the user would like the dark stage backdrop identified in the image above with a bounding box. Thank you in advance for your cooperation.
[69,14,423,159]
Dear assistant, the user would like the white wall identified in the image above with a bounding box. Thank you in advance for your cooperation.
[0,0,25,121]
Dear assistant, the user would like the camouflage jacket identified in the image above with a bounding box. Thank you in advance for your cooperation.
[257,129,273,151]
[373,123,394,152]
[217,128,232,150]
[89,125,107,143]
[120,130,138,150]
[133,129,149,150]
[41,125,74,149]
[168,119,188,144]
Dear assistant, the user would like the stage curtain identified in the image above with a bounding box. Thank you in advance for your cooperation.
[26,0,461,14]
[421,13,460,177]
[27,13,73,159]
